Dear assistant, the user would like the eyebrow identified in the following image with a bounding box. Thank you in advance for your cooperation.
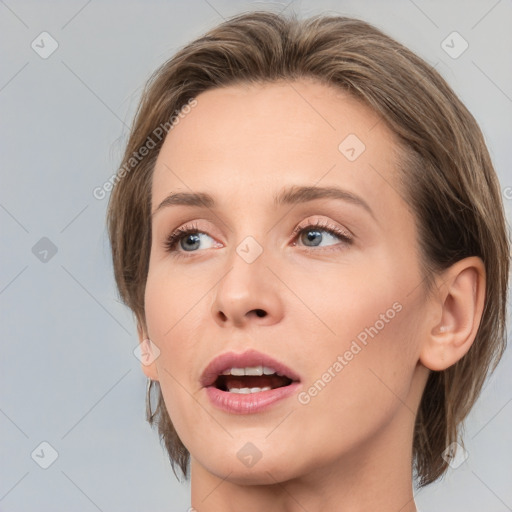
[152,185,375,220]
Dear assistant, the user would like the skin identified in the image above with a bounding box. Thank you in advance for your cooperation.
[138,79,486,512]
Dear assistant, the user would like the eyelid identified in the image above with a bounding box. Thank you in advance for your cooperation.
[163,221,213,253]
[163,217,353,256]
[291,217,353,242]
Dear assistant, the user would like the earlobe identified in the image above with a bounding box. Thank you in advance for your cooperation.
[137,323,160,381]
[419,257,486,372]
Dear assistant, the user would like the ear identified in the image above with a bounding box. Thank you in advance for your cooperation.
[420,256,486,371]
[137,322,160,381]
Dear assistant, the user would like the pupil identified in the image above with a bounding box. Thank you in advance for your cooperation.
[303,230,321,246]
[182,233,200,251]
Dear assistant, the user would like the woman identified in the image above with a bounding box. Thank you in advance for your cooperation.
[107,11,509,511]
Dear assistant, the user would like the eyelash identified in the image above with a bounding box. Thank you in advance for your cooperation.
[164,222,202,254]
[163,219,353,257]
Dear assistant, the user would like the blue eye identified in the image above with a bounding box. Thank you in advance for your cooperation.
[296,224,351,248]
[164,224,215,253]
[164,219,352,257]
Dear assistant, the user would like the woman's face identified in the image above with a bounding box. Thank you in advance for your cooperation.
[144,80,432,484]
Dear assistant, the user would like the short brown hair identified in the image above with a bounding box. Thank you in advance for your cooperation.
[107,11,510,486]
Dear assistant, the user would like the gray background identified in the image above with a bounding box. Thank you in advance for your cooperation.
[1,0,511,511]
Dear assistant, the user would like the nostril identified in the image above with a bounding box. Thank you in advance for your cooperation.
[254,309,266,318]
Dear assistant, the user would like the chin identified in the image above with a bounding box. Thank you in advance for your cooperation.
[198,452,303,485]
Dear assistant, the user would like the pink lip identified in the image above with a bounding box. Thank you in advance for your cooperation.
[200,349,302,415]
[205,382,301,414]
[200,349,301,387]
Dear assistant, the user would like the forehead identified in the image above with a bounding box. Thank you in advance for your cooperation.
[151,80,404,212]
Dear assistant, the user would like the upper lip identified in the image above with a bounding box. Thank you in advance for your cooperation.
[200,349,301,388]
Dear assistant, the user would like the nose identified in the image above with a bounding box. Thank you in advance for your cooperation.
[211,246,284,328]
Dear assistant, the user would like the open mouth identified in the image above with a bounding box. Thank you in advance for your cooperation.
[213,366,294,394]
[200,349,301,400]
[202,351,301,413]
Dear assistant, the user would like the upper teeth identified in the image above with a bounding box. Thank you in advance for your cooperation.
[221,366,283,377]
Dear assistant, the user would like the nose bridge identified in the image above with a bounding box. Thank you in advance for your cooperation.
[211,231,283,327]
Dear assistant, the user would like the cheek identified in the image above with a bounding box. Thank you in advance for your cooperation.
[143,267,202,392]
[144,273,179,340]
[144,261,210,369]
[144,260,206,340]
[144,271,210,445]
[294,261,424,430]
[302,290,424,440]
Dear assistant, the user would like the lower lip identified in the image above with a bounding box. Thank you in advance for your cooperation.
[205,382,301,414]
